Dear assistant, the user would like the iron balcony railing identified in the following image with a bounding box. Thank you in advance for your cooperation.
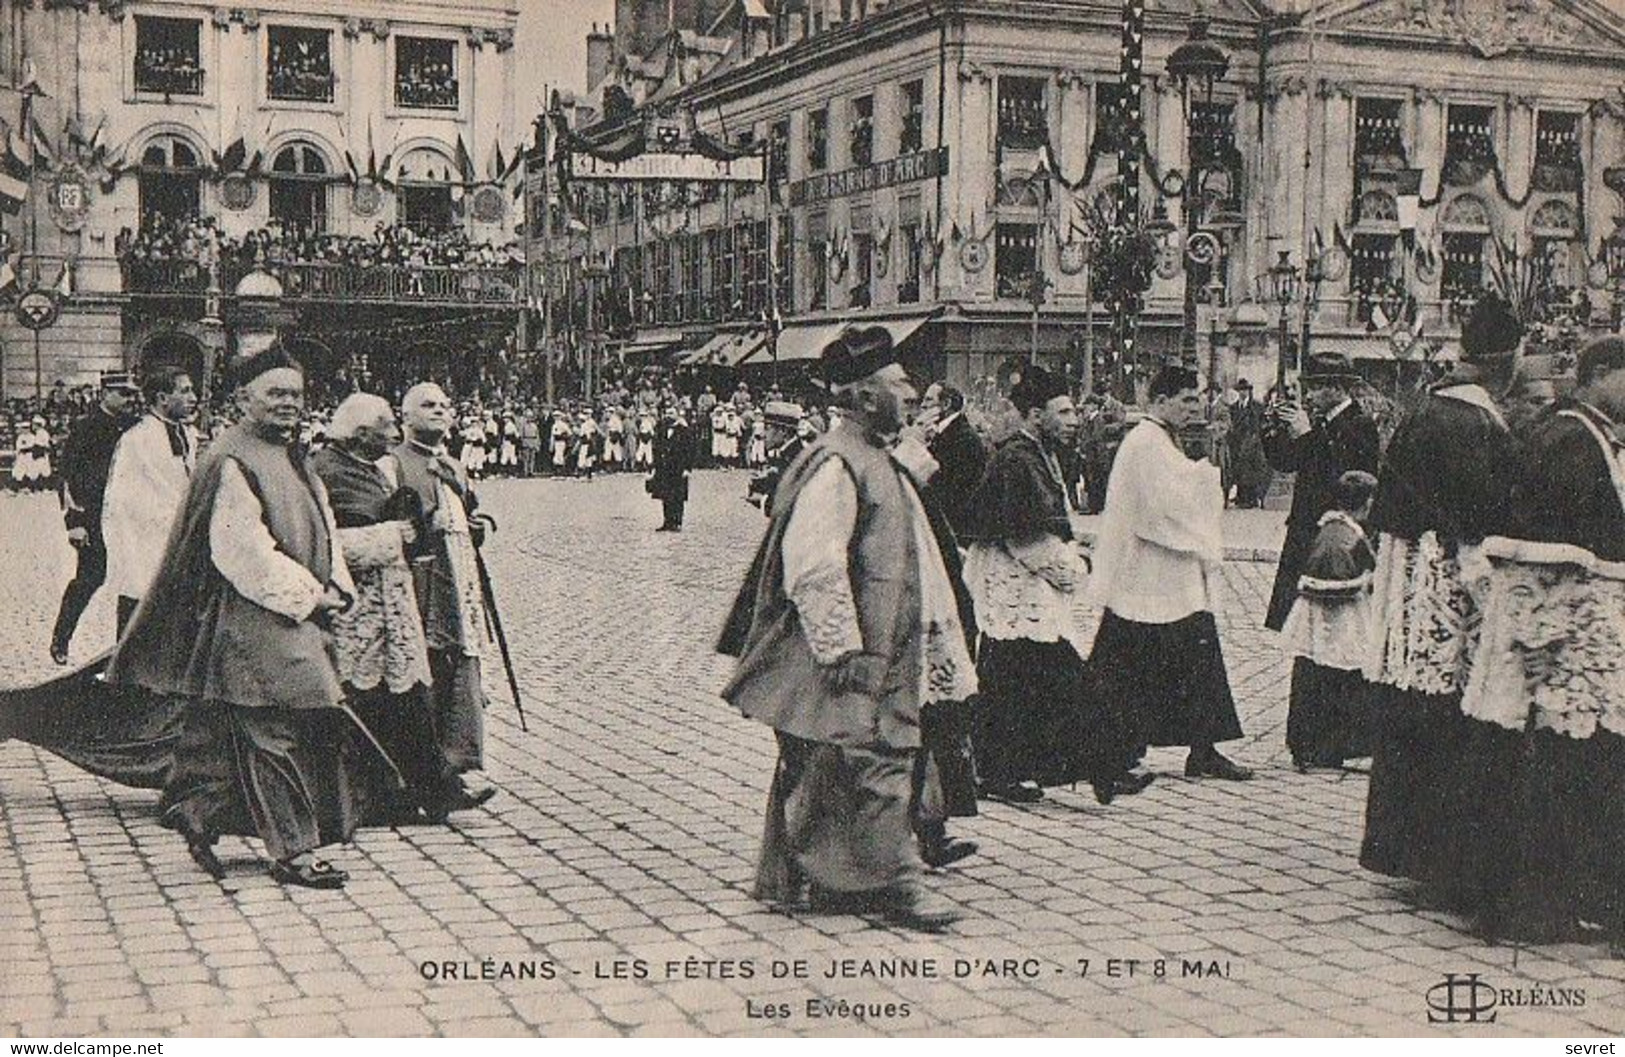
[121,259,523,306]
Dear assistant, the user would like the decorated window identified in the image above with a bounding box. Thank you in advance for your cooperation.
[898,194,922,304]
[806,210,828,310]
[267,25,334,103]
[396,37,459,111]
[807,108,828,173]
[1188,101,1235,172]
[1530,199,1580,295]
[1533,111,1582,193]
[1444,104,1496,184]
[995,222,1038,300]
[1354,98,1405,168]
[135,17,203,97]
[850,94,875,167]
[137,135,202,227]
[269,143,329,236]
[396,146,457,234]
[851,232,873,308]
[1355,190,1400,228]
[1441,232,1487,306]
[1092,82,1125,160]
[1350,233,1401,324]
[899,80,925,155]
[998,76,1048,150]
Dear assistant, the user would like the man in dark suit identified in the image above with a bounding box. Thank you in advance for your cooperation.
[1227,379,1271,508]
[650,404,696,531]
[1261,352,1382,631]
[918,382,987,540]
[50,370,141,664]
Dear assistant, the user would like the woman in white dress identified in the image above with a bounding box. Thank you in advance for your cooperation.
[460,416,488,479]
[550,411,571,473]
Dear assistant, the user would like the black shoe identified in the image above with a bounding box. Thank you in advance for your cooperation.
[655,525,673,532]
[808,885,886,914]
[185,833,225,880]
[1185,751,1254,781]
[49,643,69,666]
[875,886,961,933]
[920,837,978,869]
[1092,771,1156,805]
[980,782,1044,804]
[271,858,348,889]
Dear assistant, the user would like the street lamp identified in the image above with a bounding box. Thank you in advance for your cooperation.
[1266,250,1301,388]
[1167,16,1230,366]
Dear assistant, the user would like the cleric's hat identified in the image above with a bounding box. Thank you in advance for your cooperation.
[228,345,303,390]
[1009,364,1068,413]
[1460,294,1524,361]
[819,325,897,389]
[1302,351,1359,383]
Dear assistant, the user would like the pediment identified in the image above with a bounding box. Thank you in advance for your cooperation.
[1308,0,1625,58]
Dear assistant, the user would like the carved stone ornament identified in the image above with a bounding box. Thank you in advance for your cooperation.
[343,17,362,39]
[468,26,493,49]
[43,0,91,12]
[211,8,231,29]
[97,0,127,18]
[492,28,514,52]
[1348,0,1590,60]
[1058,239,1089,276]
[364,19,390,41]
[957,63,993,86]
[1055,70,1089,91]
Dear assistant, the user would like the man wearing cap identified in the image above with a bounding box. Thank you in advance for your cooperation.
[102,365,199,636]
[107,347,369,887]
[1359,295,1523,902]
[50,370,141,664]
[1456,334,1625,952]
[650,403,697,531]
[719,325,971,931]
[1261,352,1381,633]
[962,365,1144,804]
[746,400,805,516]
[1090,364,1252,782]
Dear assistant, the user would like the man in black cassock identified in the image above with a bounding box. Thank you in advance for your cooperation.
[918,382,987,540]
[1456,334,1625,953]
[1360,295,1521,903]
[50,371,140,664]
[1261,352,1381,632]
[651,404,696,531]
[1226,380,1271,509]
[962,365,1145,804]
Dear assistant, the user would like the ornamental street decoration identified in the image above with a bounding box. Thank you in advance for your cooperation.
[219,174,256,212]
[47,164,92,233]
[470,185,507,223]
[959,237,988,274]
[1059,239,1091,276]
[351,180,384,217]
[15,288,60,331]
[569,151,764,183]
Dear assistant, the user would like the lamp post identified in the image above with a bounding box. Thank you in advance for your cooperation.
[1266,249,1301,389]
[1166,16,1230,367]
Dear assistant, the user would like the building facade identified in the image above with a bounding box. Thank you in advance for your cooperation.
[0,0,520,398]
[558,0,1625,393]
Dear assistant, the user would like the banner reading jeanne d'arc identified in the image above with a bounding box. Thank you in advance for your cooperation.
[570,152,765,183]
[790,147,950,208]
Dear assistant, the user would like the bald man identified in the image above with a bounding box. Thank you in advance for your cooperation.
[392,383,496,818]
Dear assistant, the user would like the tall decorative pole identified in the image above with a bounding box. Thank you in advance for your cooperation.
[1115,0,1145,396]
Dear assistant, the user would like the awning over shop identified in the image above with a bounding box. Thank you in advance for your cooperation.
[677,329,767,367]
[743,311,939,365]
[617,331,685,360]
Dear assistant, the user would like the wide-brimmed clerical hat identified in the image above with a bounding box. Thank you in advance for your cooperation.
[1302,351,1359,382]
[818,325,897,389]
[100,370,140,393]
[1460,294,1524,361]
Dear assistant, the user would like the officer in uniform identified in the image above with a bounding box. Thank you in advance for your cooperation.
[50,370,141,664]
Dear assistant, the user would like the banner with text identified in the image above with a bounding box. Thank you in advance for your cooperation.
[570,152,764,183]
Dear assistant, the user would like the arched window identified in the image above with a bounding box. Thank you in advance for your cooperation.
[396,146,456,234]
[269,142,330,236]
[1357,190,1399,227]
[1530,199,1580,294]
[138,133,202,228]
[1441,194,1492,305]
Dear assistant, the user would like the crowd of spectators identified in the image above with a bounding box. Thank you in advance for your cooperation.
[268,39,333,101]
[397,58,458,109]
[117,215,523,289]
[134,44,203,95]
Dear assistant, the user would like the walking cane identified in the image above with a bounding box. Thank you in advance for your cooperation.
[470,512,529,733]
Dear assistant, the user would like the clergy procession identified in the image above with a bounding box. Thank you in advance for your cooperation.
[2,294,1624,960]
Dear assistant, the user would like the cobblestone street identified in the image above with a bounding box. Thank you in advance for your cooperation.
[0,472,1620,1037]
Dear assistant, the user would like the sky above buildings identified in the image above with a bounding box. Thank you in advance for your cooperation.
[516,0,613,122]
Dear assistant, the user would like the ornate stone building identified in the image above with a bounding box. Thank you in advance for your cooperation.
[559,0,1625,392]
[0,0,519,398]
